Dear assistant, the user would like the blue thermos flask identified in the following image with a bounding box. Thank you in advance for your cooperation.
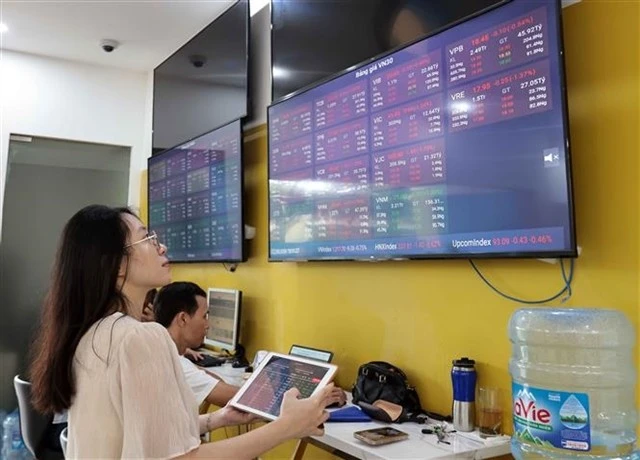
[452,357,477,432]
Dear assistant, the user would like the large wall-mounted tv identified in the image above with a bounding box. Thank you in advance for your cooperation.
[153,0,249,153]
[271,0,502,100]
[268,0,576,261]
[148,119,244,263]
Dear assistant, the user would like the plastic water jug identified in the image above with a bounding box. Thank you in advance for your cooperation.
[2,409,31,459]
[509,308,637,459]
[0,409,7,455]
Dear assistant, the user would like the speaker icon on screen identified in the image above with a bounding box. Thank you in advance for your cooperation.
[543,148,560,168]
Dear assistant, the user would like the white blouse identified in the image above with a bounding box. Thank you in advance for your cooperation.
[67,313,200,459]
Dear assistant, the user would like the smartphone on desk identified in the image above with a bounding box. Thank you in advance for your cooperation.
[353,427,408,446]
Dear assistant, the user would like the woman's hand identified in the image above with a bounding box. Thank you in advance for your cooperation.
[274,383,335,438]
[219,405,259,426]
[200,406,258,434]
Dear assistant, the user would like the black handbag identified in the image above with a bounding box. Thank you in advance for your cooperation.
[352,361,450,423]
[351,361,423,422]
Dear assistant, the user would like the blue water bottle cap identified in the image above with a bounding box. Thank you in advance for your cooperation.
[453,357,475,368]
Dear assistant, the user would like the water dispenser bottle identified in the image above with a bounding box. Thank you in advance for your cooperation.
[2,409,30,459]
[509,308,638,459]
[0,409,6,455]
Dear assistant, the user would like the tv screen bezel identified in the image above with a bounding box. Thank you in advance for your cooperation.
[152,0,250,153]
[266,0,577,262]
[147,118,246,264]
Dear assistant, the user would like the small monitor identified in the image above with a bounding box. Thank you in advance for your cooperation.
[205,288,242,351]
[289,344,333,363]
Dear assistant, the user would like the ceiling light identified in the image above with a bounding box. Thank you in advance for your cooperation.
[0,23,8,34]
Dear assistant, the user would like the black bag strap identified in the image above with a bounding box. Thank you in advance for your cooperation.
[361,361,408,380]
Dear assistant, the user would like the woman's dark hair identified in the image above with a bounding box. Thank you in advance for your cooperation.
[29,204,135,414]
[154,282,207,328]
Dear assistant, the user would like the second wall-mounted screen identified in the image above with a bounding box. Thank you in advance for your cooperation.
[149,120,244,262]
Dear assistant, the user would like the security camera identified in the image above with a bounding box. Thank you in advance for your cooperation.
[100,39,119,53]
[189,54,207,68]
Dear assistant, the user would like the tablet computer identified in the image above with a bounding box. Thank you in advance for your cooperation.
[229,352,337,421]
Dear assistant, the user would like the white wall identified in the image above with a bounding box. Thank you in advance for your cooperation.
[0,50,152,222]
[0,0,273,225]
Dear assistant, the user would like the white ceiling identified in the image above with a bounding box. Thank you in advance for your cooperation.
[0,0,580,73]
[0,0,237,72]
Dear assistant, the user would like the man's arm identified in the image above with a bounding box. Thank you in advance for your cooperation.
[204,378,240,407]
[181,356,238,407]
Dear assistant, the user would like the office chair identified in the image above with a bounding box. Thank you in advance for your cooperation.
[13,375,65,460]
[59,427,68,458]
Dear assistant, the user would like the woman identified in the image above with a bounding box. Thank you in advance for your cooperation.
[29,205,334,459]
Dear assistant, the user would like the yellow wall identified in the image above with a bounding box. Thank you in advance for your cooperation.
[141,1,639,457]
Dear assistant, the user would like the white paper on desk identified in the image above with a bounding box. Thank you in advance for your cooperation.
[452,432,484,453]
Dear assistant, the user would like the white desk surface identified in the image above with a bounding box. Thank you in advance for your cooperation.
[311,394,511,460]
[205,363,247,387]
[313,415,511,460]
[194,352,247,388]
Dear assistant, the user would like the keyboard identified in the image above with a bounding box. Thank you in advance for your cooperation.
[187,354,226,367]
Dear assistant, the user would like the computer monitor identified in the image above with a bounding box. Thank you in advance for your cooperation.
[205,288,242,351]
[289,344,333,363]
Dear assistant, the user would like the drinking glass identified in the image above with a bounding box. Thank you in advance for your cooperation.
[477,387,502,437]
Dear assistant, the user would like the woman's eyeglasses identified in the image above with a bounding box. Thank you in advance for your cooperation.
[126,231,162,250]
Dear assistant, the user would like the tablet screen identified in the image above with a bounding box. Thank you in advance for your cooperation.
[231,353,336,419]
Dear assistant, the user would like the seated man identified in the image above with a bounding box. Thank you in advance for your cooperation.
[153,282,239,407]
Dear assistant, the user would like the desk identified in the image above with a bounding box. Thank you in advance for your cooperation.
[203,362,247,388]
[299,416,511,459]
[193,349,248,387]
[202,361,511,459]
